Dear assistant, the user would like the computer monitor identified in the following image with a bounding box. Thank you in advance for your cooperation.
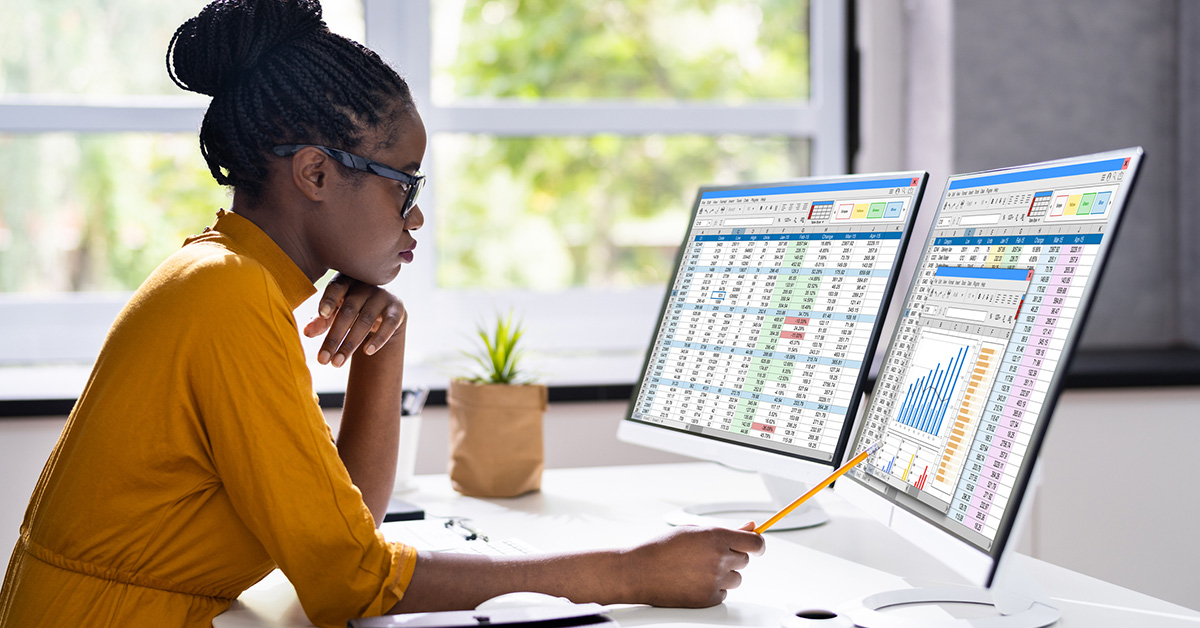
[619,172,928,529]
[836,147,1144,627]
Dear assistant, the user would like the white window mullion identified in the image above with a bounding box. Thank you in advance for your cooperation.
[427,103,818,136]
[809,0,848,176]
[0,98,205,133]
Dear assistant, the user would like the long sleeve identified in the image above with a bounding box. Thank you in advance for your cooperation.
[1,210,415,628]
[187,251,416,627]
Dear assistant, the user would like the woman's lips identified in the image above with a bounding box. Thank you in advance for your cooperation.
[400,242,417,263]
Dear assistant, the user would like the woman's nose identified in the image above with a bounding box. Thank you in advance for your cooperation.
[406,204,424,231]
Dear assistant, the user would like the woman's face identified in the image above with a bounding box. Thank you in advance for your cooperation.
[315,112,427,285]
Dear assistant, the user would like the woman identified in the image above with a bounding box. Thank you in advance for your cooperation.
[0,1,764,626]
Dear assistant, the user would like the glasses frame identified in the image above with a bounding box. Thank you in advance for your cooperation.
[273,144,425,218]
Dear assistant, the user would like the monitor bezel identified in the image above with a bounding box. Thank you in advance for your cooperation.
[838,147,1145,587]
[619,171,929,479]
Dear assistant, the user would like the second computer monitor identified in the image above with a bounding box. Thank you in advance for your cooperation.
[619,172,927,498]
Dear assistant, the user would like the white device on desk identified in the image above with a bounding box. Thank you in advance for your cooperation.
[619,172,928,529]
[836,147,1145,627]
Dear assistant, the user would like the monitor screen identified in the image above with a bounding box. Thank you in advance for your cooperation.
[842,148,1144,583]
[622,172,927,478]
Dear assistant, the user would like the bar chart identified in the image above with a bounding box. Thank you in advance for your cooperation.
[895,345,968,437]
[892,331,978,444]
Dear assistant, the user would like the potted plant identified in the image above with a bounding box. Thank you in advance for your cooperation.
[447,312,547,497]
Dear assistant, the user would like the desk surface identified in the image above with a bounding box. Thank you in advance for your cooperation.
[216,463,1200,627]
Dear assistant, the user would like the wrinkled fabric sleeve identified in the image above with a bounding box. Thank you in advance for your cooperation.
[189,263,416,628]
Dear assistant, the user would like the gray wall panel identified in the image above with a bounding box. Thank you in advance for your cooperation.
[1181,1,1200,346]
[952,1,1181,348]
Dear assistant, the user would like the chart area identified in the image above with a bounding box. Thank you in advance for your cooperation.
[630,176,922,463]
[870,265,1033,511]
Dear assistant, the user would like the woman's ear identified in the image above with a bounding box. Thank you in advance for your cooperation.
[290,146,330,202]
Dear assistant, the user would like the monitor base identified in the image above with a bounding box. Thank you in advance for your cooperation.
[663,499,828,530]
[841,586,1059,628]
[662,473,829,531]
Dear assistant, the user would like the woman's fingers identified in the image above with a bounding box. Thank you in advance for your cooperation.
[304,273,353,338]
[313,276,407,366]
[360,301,407,355]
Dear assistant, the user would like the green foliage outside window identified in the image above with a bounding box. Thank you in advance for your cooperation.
[0,0,811,294]
[0,134,229,292]
[433,0,812,290]
[436,0,810,102]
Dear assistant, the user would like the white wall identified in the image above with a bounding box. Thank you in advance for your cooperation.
[3,389,1199,610]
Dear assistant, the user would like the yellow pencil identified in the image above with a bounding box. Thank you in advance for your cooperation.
[754,441,884,534]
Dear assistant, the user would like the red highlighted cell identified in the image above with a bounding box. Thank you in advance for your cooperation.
[784,316,810,325]
[779,331,806,340]
[752,423,777,433]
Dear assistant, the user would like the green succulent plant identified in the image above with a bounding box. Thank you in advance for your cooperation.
[462,311,531,385]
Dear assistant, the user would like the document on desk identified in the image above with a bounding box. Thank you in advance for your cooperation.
[381,519,538,557]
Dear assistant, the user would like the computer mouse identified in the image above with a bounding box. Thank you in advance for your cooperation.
[475,591,576,611]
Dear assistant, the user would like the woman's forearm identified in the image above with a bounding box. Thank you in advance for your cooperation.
[388,524,763,613]
[337,323,406,525]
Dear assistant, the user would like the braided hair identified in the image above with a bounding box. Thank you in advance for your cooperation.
[167,0,416,199]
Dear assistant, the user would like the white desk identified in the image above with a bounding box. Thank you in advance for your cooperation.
[216,463,1200,627]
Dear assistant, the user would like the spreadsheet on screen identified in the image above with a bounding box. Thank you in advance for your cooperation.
[631,175,923,464]
[847,154,1137,551]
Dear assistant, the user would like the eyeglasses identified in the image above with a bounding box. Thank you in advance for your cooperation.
[273,144,425,218]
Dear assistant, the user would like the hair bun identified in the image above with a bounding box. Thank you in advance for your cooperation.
[168,0,325,97]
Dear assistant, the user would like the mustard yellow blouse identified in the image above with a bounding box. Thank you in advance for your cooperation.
[0,210,416,628]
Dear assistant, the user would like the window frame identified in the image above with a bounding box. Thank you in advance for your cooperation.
[0,0,846,374]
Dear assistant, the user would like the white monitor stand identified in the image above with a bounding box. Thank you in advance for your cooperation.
[835,466,1058,628]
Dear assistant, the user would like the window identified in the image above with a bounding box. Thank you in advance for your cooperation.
[0,0,846,382]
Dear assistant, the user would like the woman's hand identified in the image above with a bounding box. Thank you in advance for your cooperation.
[303,273,407,367]
[623,522,765,607]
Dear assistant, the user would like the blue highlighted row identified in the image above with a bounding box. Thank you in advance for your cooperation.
[701,177,916,199]
[644,375,851,415]
[683,266,893,278]
[934,266,1033,281]
[692,232,902,242]
[659,338,865,370]
[671,302,879,324]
